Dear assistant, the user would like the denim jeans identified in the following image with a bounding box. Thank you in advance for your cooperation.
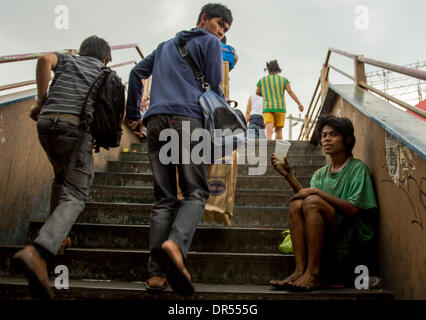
[33,115,94,256]
[146,114,210,278]
[248,115,266,139]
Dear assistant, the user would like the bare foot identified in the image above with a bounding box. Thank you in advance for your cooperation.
[290,272,321,291]
[270,270,304,288]
[57,237,71,256]
[161,240,191,282]
[147,276,167,288]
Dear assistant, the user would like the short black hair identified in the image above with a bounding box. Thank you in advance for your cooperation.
[316,114,356,156]
[79,35,112,64]
[221,35,227,44]
[197,3,233,26]
[265,60,282,74]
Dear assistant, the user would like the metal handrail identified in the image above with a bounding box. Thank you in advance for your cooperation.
[299,48,426,140]
[328,64,354,81]
[0,44,144,92]
[358,56,426,81]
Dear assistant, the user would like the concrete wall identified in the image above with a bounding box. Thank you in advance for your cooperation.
[328,95,426,299]
[0,93,139,245]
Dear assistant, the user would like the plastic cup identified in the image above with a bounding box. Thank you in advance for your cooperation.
[274,140,291,162]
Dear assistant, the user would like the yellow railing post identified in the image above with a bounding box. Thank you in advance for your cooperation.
[221,61,230,100]
[320,64,330,104]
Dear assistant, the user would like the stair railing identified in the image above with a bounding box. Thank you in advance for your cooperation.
[298,48,426,141]
[0,43,144,92]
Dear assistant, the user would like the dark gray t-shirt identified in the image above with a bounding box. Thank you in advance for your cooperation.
[40,53,104,122]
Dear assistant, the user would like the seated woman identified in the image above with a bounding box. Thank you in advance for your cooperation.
[270,114,378,291]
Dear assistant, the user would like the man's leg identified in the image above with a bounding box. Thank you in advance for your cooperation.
[155,116,210,295]
[167,116,209,258]
[33,121,93,256]
[275,127,283,140]
[146,115,176,283]
[168,162,210,258]
[270,199,306,287]
[291,195,335,290]
[147,155,177,282]
[274,112,285,140]
[262,112,274,140]
[265,123,274,140]
[13,118,93,299]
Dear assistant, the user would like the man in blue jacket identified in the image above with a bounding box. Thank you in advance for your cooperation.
[126,3,232,296]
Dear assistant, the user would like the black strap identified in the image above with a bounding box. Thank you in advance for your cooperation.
[79,67,108,130]
[178,44,210,89]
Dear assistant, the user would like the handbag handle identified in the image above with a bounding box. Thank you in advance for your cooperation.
[178,44,211,89]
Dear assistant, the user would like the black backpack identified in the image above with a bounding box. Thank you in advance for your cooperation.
[81,67,126,152]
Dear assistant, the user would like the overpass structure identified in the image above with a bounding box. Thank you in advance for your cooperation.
[0,45,424,300]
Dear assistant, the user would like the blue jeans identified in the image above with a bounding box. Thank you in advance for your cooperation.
[146,114,210,278]
[34,115,94,256]
[248,115,266,139]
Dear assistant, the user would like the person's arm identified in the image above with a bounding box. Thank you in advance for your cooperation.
[290,188,360,216]
[126,51,155,121]
[285,82,304,112]
[271,154,303,193]
[256,86,262,97]
[245,97,252,123]
[30,53,58,121]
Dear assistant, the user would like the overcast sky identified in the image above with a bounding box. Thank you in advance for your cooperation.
[1,0,425,138]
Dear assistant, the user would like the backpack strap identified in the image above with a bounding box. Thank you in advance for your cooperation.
[79,67,108,130]
[178,44,211,89]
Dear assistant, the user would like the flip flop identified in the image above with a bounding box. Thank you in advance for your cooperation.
[145,279,168,293]
[151,248,194,297]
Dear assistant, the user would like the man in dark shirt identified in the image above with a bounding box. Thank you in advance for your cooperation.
[13,36,111,299]
[126,3,232,296]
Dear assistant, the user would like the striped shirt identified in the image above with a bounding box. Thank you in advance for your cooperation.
[40,53,104,122]
[256,74,290,113]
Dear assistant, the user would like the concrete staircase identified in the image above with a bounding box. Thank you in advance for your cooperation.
[0,141,393,300]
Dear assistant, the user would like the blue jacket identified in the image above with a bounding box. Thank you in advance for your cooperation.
[126,28,224,125]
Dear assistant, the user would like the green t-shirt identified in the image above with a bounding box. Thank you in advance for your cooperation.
[310,158,377,242]
[256,74,289,113]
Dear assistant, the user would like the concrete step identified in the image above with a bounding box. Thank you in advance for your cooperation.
[129,140,323,157]
[1,245,294,285]
[28,222,284,254]
[79,203,289,228]
[89,186,294,207]
[0,276,394,300]
[93,172,312,190]
[107,160,323,177]
[119,151,325,166]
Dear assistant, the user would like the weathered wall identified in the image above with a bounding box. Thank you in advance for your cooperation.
[330,96,426,299]
[0,94,139,245]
